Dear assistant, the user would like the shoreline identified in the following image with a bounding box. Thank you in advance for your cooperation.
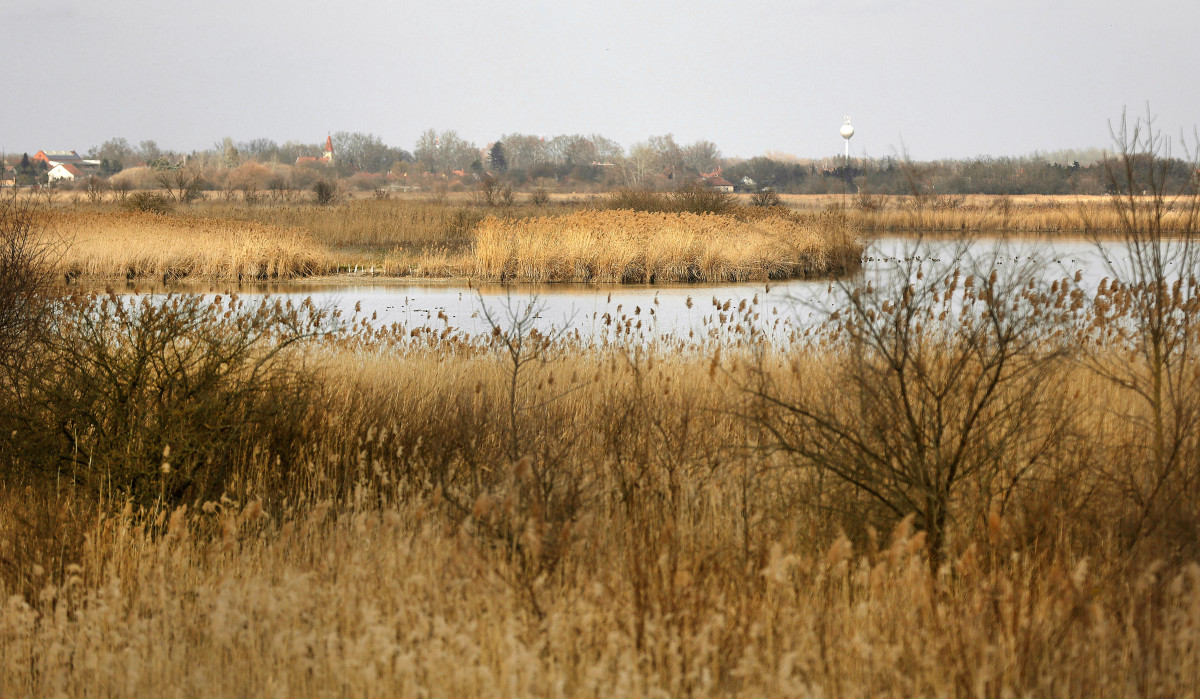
[34,194,1164,288]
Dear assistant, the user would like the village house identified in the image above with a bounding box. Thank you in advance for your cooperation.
[32,150,103,181]
[32,150,83,167]
[47,162,85,182]
[702,175,735,193]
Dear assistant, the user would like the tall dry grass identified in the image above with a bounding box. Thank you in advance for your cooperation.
[43,197,859,283]
[3,494,1197,696]
[51,210,328,281]
[40,193,1173,286]
[3,331,1200,696]
[41,202,863,284]
[472,209,862,282]
[780,193,1197,235]
[205,198,485,251]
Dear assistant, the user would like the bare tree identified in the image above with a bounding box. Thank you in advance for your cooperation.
[154,165,203,203]
[497,133,550,172]
[413,129,477,174]
[87,137,135,168]
[83,175,107,204]
[682,139,722,173]
[1083,109,1200,550]
[110,178,132,204]
[623,143,658,186]
[745,240,1069,568]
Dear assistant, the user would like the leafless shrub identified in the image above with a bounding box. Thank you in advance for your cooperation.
[267,175,297,203]
[0,192,59,383]
[123,191,173,214]
[241,183,261,206]
[854,189,886,212]
[109,178,132,204]
[2,292,330,509]
[750,188,782,208]
[1083,110,1200,553]
[745,240,1071,568]
[669,181,734,214]
[313,179,342,206]
[154,165,203,203]
[474,176,513,207]
[83,176,107,205]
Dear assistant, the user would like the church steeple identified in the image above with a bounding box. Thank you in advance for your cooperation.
[323,134,334,163]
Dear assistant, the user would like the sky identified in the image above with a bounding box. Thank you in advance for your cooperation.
[2,0,1197,161]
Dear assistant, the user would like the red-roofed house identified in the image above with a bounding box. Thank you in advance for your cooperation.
[33,150,83,167]
[48,162,85,182]
[702,175,734,193]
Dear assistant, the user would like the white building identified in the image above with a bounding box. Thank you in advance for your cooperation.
[47,163,85,182]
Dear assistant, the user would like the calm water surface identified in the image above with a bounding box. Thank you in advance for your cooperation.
[115,236,1162,341]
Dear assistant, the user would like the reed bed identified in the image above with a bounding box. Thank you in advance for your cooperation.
[51,210,329,281]
[2,239,1199,693]
[3,336,1199,696]
[472,209,862,282]
[3,495,1196,697]
[7,167,1200,694]
[43,200,858,283]
[40,194,1169,284]
[206,198,483,250]
[780,193,1197,235]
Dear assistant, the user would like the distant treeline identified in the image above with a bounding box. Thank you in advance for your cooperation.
[6,131,1196,196]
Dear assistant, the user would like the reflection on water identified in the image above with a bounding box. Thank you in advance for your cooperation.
[102,236,1158,342]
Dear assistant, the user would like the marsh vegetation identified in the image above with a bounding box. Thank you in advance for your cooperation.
[20,177,1192,287]
[3,117,1200,696]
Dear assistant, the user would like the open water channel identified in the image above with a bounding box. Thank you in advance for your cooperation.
[119,236,1166,343]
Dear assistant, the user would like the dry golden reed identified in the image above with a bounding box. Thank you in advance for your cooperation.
[471,209,861,283]
[5,498,1198,697]
[50,209,328,281]
[209,197,481,250]
[3,342,1199,697]
[42,193,1159,285]
[780,193,1196,235]
[42,203,863,283]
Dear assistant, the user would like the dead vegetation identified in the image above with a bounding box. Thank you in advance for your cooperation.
[472,209,862,283]
[2,114,1200,695]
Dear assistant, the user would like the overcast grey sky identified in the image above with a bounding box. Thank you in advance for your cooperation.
[2,0,1197,161]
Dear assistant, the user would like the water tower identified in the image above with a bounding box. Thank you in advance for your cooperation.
[840,116,854,163]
